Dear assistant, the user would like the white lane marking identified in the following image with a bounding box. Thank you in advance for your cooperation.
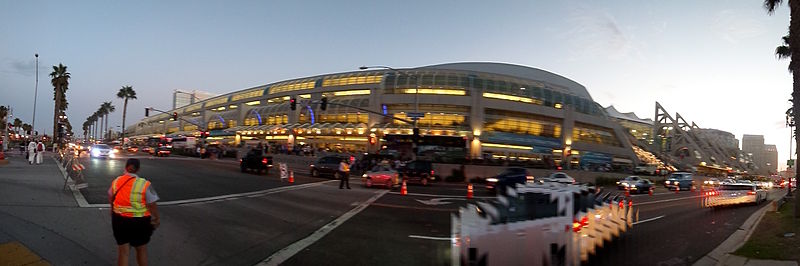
[51,157,91,207]
[82,180,339,208]
[632,215,665,225]
[408,235,452,241]
[257,190,388,266]
[634,195,704,206]
[415,198,465,206]
[388,191,495,199]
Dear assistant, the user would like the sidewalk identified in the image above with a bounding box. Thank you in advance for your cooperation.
[0,154,110,265]
[694,190,798,266]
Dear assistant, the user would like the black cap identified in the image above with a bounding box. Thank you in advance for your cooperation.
[126,158,140,172]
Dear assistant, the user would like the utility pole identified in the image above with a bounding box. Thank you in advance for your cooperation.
[32,53,38,136]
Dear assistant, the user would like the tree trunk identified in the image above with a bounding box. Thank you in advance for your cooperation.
[792,0,800,218]
[53,83,61,144]
[121,99,128,146]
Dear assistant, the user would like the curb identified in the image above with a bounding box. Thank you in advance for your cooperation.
[51,156,91,207]
[693,191,795,266]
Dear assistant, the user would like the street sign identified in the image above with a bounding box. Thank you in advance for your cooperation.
[280,163,288,180]
[407,112,425,118]
[788,159,795,167]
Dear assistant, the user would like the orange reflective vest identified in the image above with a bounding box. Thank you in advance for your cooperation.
[111,174,151,217]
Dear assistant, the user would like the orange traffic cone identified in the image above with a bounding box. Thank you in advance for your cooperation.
[401,180,408,195]
[625,189,630,197]
[289,171,295,183]
[691,185,695,192]
[675,187,679,194]
[467,183,474,199]
[648,188,653,196]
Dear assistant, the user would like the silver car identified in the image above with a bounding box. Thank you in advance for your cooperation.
[703,184,766,207]
[89,144,114,158]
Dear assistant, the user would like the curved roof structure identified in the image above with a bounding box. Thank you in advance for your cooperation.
[420,62,592,100]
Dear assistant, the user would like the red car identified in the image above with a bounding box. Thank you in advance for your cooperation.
[361,165,399,188]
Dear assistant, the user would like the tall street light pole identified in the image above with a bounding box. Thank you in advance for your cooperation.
[359,65,419,160]
[32,53,38,136]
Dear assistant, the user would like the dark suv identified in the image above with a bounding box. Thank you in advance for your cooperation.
[665,172,694,191]
[397,160,435,186]
[310,156,347,178]
[486,167,534,193]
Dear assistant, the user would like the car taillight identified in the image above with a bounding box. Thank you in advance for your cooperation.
[430,170,435,176]
[747,191,756,195]
[572,216,589,232]
[262,158,268,164]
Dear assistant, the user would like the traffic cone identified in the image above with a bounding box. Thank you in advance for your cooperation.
[648,188,653,196]
[401,180,407,195]
[675,187,679,194]
[467,183,474,199]
[289,171,295,183]
[691,185,695,192]
[625,188,630,197]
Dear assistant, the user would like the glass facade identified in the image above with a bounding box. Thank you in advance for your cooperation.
[572,122,621,147]
[322,75,382,87]
[318,113,368,124]
[394,113,467,127]
[484,109,562,138]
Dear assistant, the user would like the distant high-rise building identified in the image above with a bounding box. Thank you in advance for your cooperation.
[765,144,778,175]
[172,90,216,109]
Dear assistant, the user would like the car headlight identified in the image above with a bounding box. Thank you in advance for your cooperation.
[109,152,115,158]
[362,174,368,178]
[616,181,620,185]
[91,150,100,157]
[112,149,119,154]
[486,178,498,183]
[665,181,670,184]
[623,183,629,187]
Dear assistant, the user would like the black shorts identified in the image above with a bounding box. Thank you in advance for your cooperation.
[111,213,153,247]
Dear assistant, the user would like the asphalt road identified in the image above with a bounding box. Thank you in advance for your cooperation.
[64,152,787,265]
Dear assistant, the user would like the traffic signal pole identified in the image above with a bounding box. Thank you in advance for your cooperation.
[145,107,207,132]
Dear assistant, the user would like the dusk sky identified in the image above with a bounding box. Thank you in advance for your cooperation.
[1,1,794,170]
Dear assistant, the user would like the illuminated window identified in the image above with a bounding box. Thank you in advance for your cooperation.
[167,127,179,133]
[322,75,382,87]
[269,80,316,94]
[228,120,237,128]
[299,113,309,123]
[245,100,261,106]
[231,88,265,101]
[398,88,466,95]
[266,114,289,125]
[572,123,621,147]
[484,109,561,138]
[244,117,260,126]
[318,113,368,124]
[207,120,225,130]
[483,92,544,105]
[204,97,229,108]
[299,94,311,99]
[393,113,466,127]
[267,96,291,103]
[183,125,198,131]
[332,90,371,96]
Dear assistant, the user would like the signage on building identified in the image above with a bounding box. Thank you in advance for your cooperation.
[483,132,562,149]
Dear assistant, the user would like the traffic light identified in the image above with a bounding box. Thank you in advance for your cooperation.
[172,112,178,120]
[320,97,328,111]
[290,98,297,110]
[145,108,149,117]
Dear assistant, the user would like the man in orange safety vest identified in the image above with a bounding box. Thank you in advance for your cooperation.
[108,159,160,266]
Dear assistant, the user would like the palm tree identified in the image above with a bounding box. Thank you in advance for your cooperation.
[765,0,800,216]
[101,101,115,140]
[13,118,22,133]
[95,107,104,141]
[117,86,137,146]
[0,106,7,134]
[22,123,32,135]
[49,63,70,144]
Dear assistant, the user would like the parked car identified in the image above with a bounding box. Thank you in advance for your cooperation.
[89,144,114,159]
[361,164,398,188]
[539,172,576,184]
[240,149,273,174]
[665,172,694,191]
[397,160,435,186]
[310,156,347,178]
[616,176,642,190]
[486,167,534,193]
[703,183,766,207]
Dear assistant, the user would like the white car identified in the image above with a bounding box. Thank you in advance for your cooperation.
[452,183,633,265]
[703,183,766,207]
[539,172,576,184]
[89,144,115,158]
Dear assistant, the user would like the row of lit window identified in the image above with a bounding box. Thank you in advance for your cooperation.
[386,88,467,96]
[484,117,562,139]
[393,113,467,127]
[322,75,382,87]
[318,113,368,124]
[270,80,316,94]
[231,89,264,102]
[572,124,621,147]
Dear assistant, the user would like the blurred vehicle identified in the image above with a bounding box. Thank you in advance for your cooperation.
[154,146,171,157]
[721,178,736,185]
[664,172,694,191]
[240,149,273,174]
[539,172,576,184]
[89,144,114,159]
[616,176,642,190]
[126,146,139,153]
[397,160,435,186]
[355,153,396,172]
[626,179,654,194]
[755,181,773,190]
[452,183,634,265]
[486,167,534,193]
[361,164,398,188]
[703,183,766,207]
[141,146,153,154]
[310,155,347,178]
[633,164,656,175]
[703,178,721,187]
[113,146,122,153]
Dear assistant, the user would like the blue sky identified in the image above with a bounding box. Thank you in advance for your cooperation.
[0,1,794,170]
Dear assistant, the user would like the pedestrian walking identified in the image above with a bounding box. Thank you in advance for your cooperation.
[27,141,36,164]
[35,141,44,165]
[108,159,160,266]
[338,158,351,189]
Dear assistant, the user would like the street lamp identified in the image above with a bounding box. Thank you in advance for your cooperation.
[32,53,38,135]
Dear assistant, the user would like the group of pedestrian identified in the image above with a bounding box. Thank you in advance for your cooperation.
[25,140,45,165]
